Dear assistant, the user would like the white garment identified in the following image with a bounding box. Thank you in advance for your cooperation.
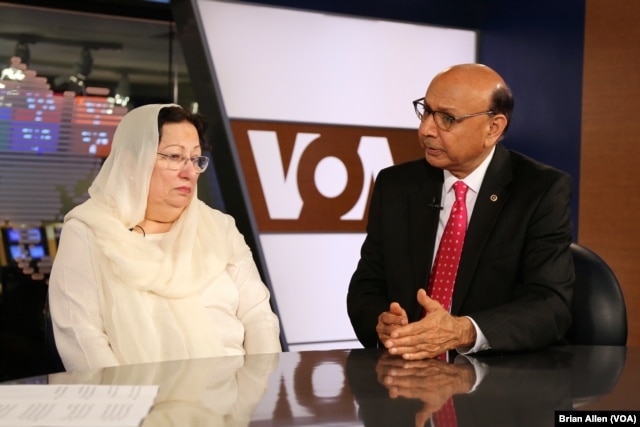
[48,104,281,372]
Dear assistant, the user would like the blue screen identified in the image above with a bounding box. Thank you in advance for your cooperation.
[6,228,20,242]
[9,245,23,260]
[29,245,45,259]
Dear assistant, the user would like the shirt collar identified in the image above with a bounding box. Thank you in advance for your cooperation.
[442,146,496,194]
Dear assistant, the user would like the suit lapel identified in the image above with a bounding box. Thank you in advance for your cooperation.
[451,144,513,314]
[410,162,443,318]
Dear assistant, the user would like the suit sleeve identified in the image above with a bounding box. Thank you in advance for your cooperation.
[469,170,575,351]
[346,172,393,348]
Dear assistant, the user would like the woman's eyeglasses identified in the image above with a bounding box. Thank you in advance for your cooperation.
[156,152,209,173]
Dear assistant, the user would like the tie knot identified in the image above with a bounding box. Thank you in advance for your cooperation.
[453,181,468,202]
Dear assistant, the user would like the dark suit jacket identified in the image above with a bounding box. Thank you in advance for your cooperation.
[347,143,574,351]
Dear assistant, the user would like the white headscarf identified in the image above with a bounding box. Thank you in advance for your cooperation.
[65,104,236,364]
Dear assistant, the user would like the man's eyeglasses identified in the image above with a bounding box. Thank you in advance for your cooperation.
[156,152,209,173]
[412,98,494,131]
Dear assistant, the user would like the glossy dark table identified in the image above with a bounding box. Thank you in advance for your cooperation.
[3,346,638,426]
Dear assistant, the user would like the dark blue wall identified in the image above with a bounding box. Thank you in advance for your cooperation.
[477,1,584,237]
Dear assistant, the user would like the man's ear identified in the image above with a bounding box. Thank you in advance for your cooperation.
[486,114,508,145]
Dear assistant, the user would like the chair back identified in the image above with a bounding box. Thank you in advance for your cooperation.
[565,243,627,346]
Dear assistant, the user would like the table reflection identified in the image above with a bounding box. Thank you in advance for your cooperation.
[374,353,477,426]
[5,345,628,426]
[346,346,626,427]
[48,353,279,426]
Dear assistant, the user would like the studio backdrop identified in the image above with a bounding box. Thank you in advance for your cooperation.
[174,0,477,350]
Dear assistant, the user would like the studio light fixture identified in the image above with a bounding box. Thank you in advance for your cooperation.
[14,40,30,65]
[53,46,94,95]
[0,41,30,81]
[111,71,130,107]
[0,58,25,81]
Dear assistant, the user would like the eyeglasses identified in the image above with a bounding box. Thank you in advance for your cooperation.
[156,152,209,173]
[412,98,494,131]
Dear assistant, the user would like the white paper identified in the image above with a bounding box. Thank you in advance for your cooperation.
[0,384,158,427]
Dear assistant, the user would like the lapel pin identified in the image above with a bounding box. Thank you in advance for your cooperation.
[490,194,498,202]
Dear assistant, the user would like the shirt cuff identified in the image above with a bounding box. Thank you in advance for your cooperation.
[456,316,491,354]
[454,354,489,393]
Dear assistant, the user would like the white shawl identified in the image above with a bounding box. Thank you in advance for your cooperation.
[65,104,244,364]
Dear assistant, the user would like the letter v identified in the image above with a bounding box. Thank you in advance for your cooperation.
[248,130,320,219]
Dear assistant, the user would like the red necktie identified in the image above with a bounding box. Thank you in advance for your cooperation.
[432,353,457,426]
[433,397,458,427]
[427,182,467,427]
[427,181,468,312]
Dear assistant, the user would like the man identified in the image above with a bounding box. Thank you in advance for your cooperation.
[347,63,574,360]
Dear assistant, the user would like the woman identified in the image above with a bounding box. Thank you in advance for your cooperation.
[49,104,281,371]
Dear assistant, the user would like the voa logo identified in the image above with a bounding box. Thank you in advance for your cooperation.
[231,121,421,232]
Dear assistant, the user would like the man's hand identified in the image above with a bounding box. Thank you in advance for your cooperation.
[376,302,409,343]
[383,289,476,360]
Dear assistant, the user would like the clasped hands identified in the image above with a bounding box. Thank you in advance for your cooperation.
[376,289,476,360]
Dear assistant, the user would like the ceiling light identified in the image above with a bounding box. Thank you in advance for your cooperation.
[0,41,31,81]
[53,47,93,95]
[111,72,130,107]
